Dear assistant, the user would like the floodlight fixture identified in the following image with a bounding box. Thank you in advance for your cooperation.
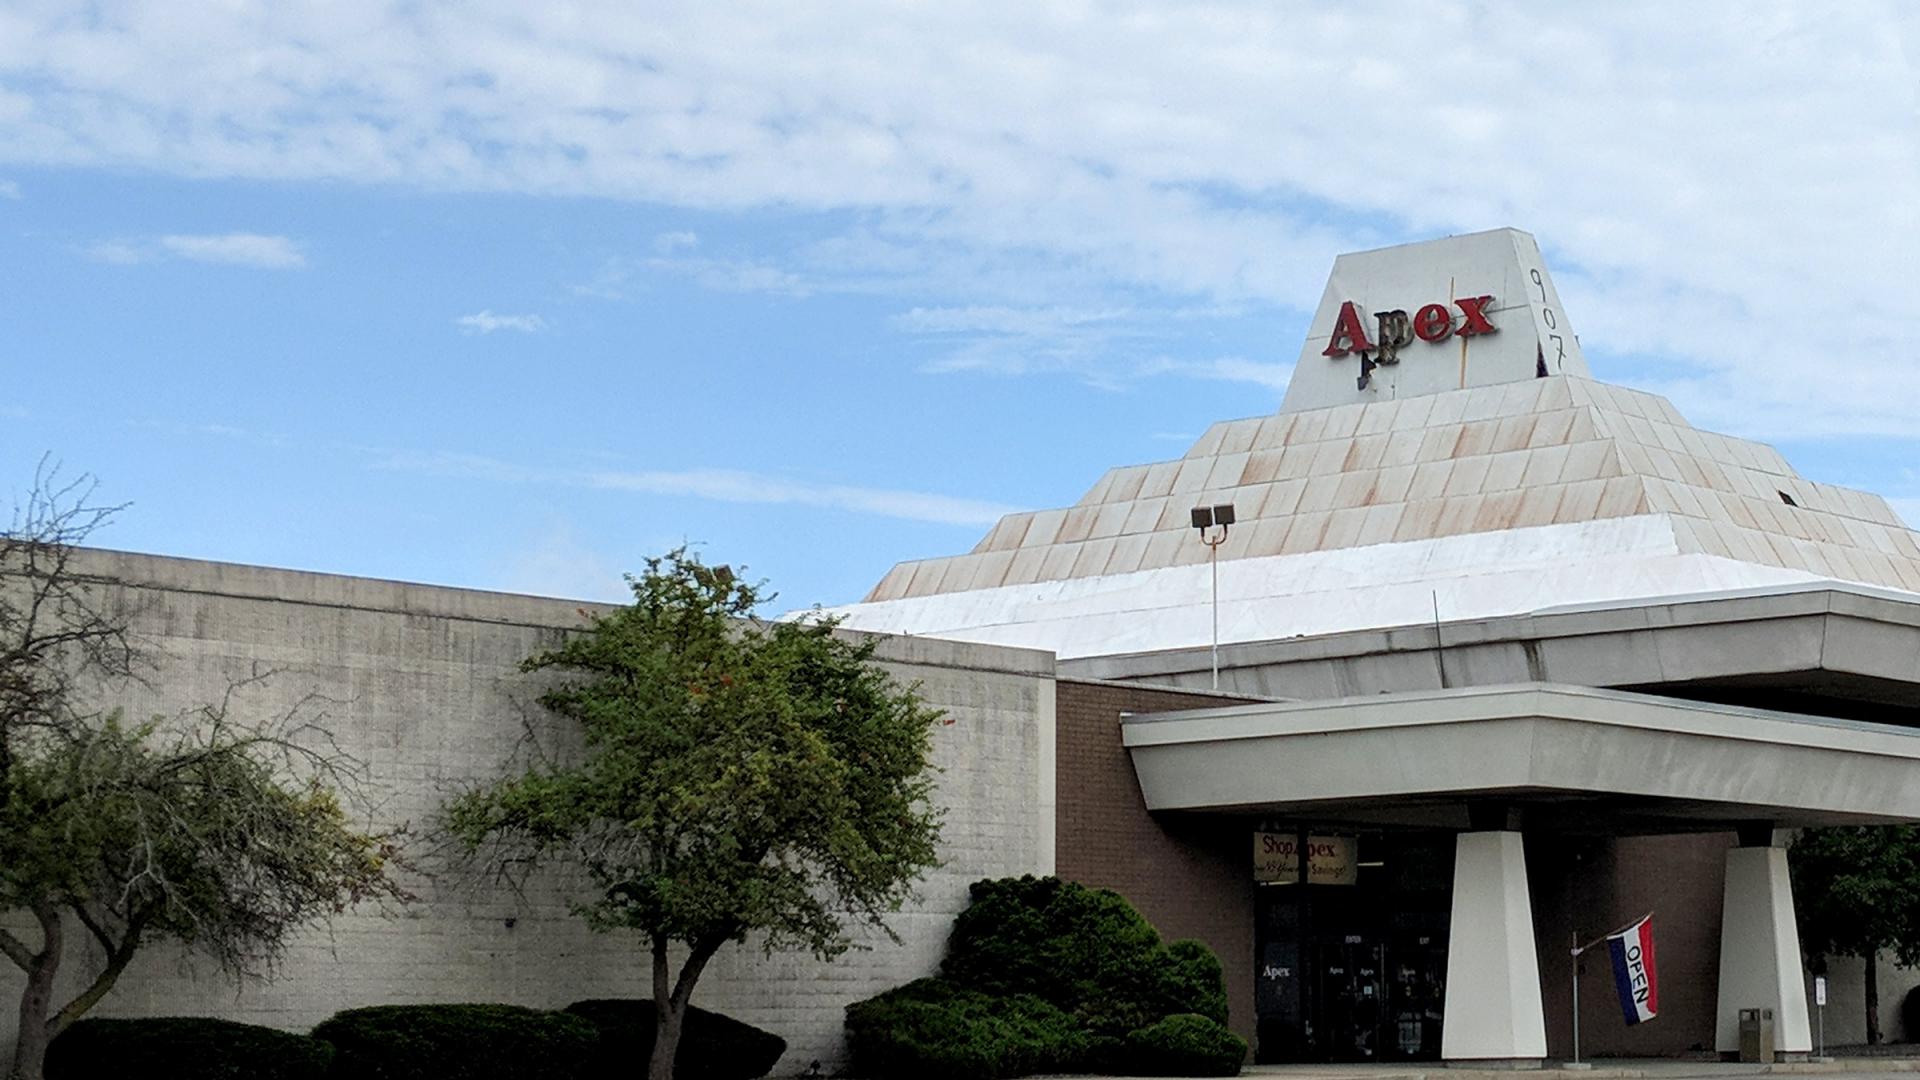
[1190,503,1236,532]
[1191,502,1237,690]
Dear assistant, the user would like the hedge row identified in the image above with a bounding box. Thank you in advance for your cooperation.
[45,1000,784,1080]
[45,1017,334,1080]
[845,978,1086,1080]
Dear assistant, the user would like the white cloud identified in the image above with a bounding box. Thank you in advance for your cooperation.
[83,239,149,265]
[84,233,305,268]
[376,451,1019,527]
[5,4,1920,431]
[159,233,305,268]
[456,310,548,334]
[498,522,631,603]
[895,305,1132,336]
[652,230,699,253]
[651,254,813,296]
[0,179,19,199]
[130,418,291,447]
[573,251,813,300]
[1140,357,1294,393]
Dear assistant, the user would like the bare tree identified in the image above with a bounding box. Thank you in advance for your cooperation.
[0,463,409,1080]
[0,457,140,808]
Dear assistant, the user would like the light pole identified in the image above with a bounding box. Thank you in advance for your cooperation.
[1190,503,1236,690]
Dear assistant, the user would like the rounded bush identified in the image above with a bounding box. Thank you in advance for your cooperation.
[311,1004,598,1080]
[564,999,785,1080]
[942,876,1231,1038]
[48,1017,333,1080]
[1156,940,1230,1027]
[942,875,1168,1036]
[844,977,1086,1080]
[1121,1013,1247,1077]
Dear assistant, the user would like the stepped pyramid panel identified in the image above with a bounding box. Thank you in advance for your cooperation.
[827,229,1920,657]
[861,375,1920,606]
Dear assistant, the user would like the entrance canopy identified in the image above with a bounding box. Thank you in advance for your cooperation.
[1123,683,1920,832]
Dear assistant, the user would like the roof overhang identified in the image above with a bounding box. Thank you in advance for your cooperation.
[1072,584,1920,725]
[1122,683,1920,832]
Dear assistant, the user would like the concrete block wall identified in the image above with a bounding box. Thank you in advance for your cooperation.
[0,549,1057,1074]
[1804,954,1920,1047]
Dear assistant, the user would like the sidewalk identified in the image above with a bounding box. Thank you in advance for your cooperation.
[1036,1060,1920,1080]
[1231,1060,1920,1080]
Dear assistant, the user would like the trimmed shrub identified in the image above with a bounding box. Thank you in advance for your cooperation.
[850,877,1237,1079]
[311,1004,598,1080]
[942,876,1231,1038]
[942,875,1168,1036]
[1155,940,1230,1027]
[47,1017,333,1080]
[844,977,1087,1080]
[1121,1013,1247,1077]
[564,999,785,1080]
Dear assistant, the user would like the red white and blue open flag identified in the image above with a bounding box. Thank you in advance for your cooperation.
[1607,915,1659,1025]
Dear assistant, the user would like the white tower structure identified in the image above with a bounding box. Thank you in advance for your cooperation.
[822,228,1920,660]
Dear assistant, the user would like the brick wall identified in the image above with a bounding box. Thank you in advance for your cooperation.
[1054,678,1263,1047]
[1529,833,1733,1057]
[1052,678,1779,1061]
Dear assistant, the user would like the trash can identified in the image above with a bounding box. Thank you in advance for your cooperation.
[1738,1008,1775,1064]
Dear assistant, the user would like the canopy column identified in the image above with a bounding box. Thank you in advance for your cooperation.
[1715,832,1812,1057]
[1441,830,1547,1064]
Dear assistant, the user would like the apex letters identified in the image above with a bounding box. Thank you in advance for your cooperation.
[1322,296,1498,359]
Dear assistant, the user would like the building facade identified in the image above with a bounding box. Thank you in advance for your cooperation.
[9,228,1920,1071]
[827,229,1920,1065]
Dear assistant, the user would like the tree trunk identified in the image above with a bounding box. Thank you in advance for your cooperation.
[10,903,63,1080]
[649,935,675,1080]
[1866,949,1882,1045]
[647,932,729,1080]
[650,996,688,1080]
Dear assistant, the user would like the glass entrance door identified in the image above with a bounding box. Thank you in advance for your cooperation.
[1309,936,1386,1061]
[1252,831,1453,1064]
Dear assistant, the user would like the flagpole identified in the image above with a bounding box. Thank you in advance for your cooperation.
[1568,927,1611,1069]
[1571,931,1582,1068]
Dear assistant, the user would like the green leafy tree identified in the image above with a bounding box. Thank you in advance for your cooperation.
[1789,826,1920,1044]
[445,549,944,1080]
[0,465,407,1080]
[0,703,408,1080]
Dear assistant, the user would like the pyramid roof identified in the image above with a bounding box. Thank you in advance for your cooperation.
[821,233,1920,659]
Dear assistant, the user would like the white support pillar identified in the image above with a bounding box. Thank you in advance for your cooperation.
[1715,844,1812,1054]
[1442,831,1547,1063]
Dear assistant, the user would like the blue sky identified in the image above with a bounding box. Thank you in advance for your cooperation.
[2,3,1916,610]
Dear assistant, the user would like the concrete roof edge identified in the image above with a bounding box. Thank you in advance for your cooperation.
[41,547,1061,678]
[1119,681,1920,756]
[50,545,614,629]
[1067,583,1920,678]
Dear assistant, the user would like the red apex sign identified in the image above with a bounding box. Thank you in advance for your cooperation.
[1322,295,1498,358]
